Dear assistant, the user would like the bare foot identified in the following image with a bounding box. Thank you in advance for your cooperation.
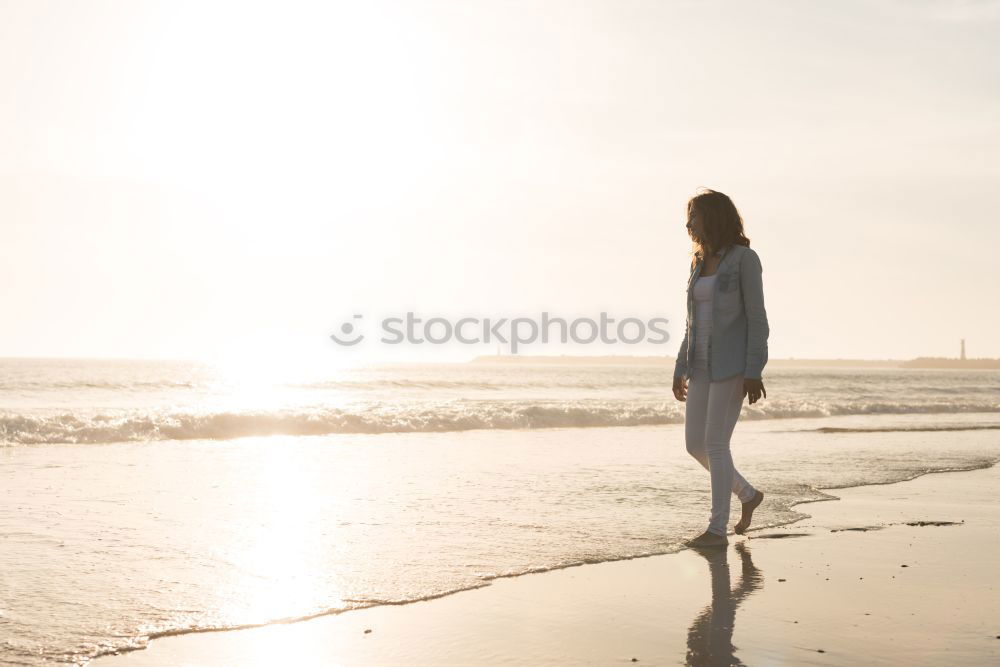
[734,490,764,535]
[684,530,729,549]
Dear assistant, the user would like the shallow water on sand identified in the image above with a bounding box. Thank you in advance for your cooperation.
[1,360,998,664]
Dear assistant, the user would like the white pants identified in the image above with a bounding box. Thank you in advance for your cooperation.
[684,367,757,536]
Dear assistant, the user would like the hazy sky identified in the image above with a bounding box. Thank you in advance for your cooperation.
[2,0,999,366]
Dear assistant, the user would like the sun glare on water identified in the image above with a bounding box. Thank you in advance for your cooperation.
[202,331,368,411]
[227,443,342,616]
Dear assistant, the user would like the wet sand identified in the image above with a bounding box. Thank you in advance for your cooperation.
[98,464,1000,666]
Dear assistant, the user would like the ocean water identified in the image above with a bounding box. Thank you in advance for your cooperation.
[1,358,999,664]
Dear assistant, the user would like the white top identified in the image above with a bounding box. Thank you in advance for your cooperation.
[691,274,716,369]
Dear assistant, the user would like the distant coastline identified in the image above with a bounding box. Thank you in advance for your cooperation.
[469,355,1000,369]
[898,357,1000,369]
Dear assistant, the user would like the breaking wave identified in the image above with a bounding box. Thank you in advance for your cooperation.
[4,397,1000,445]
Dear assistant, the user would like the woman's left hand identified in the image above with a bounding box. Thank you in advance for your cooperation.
[743,379,766,405]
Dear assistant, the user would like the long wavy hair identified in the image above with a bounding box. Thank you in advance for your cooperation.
[686,188,751,269]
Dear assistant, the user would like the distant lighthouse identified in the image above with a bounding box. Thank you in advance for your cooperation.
[960,339,966,361]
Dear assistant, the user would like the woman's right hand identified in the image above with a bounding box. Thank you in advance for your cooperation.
[672,375,688,402]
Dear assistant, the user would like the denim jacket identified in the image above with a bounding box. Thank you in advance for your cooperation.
[673,244,769,382]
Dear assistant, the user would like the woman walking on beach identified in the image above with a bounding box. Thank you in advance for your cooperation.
[673,189,769,548]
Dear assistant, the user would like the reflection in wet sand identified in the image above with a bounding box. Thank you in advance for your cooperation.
[686,542,763,666]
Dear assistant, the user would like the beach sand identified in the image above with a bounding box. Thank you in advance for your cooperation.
[98,464,1000,666]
